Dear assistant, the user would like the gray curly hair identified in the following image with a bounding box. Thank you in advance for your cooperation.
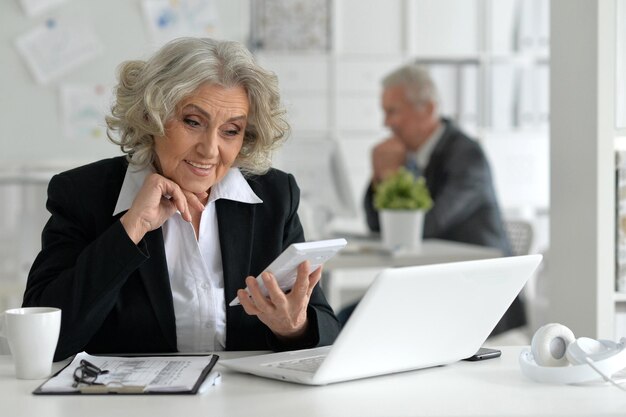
[106,37,289,175]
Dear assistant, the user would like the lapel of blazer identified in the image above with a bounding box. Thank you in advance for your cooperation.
[425,118,454,183]
[216,199,255,332]
[217,199,255,295]
[137,228,178,351]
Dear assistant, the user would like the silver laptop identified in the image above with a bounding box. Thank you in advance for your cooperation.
[220,254,543,385]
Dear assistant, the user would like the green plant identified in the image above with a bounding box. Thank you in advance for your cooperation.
[374,167,433,211]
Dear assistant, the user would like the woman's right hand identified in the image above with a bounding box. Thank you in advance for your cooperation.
[119,173,204,244]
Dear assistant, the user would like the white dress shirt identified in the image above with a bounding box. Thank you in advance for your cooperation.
[409,123,445,173]
[113,164,262,352]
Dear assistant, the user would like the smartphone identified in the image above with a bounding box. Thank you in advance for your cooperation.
[463,347,502,361]
[229,238,348,306]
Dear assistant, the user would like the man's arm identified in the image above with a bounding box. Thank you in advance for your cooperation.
[364,137,408,231]
[422,143,493,238]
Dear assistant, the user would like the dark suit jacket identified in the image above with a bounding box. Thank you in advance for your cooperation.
[364,119,525,334]
[23,157,340,361]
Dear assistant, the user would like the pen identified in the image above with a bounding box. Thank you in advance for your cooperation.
[198,371,222,395]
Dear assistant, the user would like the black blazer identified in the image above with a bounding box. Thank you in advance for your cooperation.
[24,157,340,361]
[364,118,511,255]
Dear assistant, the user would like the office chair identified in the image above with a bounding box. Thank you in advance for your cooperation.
[491,219,536,344]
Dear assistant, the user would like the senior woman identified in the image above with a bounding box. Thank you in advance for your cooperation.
[23,37,340,361]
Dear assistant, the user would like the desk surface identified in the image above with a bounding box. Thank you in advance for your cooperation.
[2,347,625,417]
[325,238,502,270]
[321,238,503,310]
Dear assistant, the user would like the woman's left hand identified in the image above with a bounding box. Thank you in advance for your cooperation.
[238,261,322,340]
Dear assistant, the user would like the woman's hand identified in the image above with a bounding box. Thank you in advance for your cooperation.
[120,173,205,244]
[238,261,322,340]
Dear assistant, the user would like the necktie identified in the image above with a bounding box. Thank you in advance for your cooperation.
[405,156,422,178]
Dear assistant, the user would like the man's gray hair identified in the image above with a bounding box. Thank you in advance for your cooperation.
[382,64,440,109]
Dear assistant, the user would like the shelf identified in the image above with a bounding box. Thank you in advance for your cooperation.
[485,53,550,65]
[616,293,626,303]
[414,56,482,64]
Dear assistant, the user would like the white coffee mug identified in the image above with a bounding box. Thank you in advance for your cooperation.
[0,307,61,379]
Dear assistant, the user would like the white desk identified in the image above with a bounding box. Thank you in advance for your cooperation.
[322,238,503,310]
[1,347,625,417]
[325,238,503,269]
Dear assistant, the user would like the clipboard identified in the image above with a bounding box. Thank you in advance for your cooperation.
[33,352,219,395]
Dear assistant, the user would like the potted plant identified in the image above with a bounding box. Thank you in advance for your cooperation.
[374,167,433,252]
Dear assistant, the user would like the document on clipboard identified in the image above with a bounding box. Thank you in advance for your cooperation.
[33,352,219,395]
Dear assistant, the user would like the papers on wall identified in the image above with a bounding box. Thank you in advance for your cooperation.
[59,84,112,141]
[141,0,219,46]
[250,0,330,52]
[15,18,103,85]
[18,0,66,17]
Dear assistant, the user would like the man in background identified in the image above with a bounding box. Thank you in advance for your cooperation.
[360,64,524,336]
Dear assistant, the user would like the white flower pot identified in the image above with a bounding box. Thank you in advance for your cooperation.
[380,209,425,252]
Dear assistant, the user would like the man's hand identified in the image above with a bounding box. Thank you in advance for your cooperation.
[372,137,407,183]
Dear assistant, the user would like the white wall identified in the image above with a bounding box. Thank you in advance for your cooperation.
[0,0,249,167]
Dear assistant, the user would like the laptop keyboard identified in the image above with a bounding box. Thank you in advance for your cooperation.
[263,355,327,373]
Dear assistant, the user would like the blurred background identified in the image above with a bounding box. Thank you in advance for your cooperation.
[0,0,623,350]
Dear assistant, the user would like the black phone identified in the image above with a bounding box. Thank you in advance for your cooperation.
[463,347,502,361]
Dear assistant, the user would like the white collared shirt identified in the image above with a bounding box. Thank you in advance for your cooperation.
[114,164,262,352]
